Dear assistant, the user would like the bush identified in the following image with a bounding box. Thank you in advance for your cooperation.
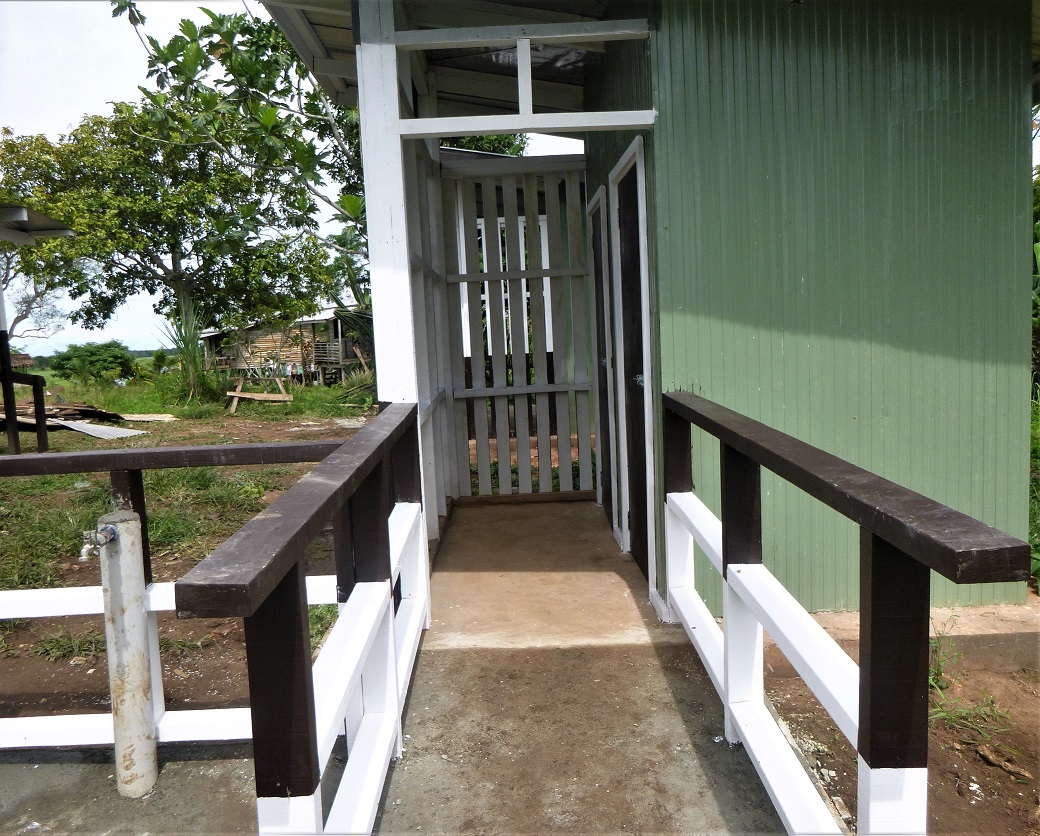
[50,341,136,384]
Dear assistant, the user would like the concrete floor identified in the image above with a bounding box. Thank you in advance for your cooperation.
[0,501,784,835]
[374,501,783,835]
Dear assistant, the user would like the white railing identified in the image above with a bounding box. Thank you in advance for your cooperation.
[665,492,848,835]
[0,500,429,835]
[661,390,1029,836]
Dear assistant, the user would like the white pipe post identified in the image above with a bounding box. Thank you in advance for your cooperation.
[98,510,158,799]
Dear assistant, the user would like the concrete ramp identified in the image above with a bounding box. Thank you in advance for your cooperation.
[375,502,783,835]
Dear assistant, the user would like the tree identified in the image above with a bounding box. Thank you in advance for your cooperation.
[50,341,137,383]
[0,246,66,341]
[112,1,525,309]
[0,100,338,331]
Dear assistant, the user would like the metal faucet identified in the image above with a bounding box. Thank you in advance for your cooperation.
[79,524,118,562]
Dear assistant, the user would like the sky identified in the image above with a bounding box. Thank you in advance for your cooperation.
[0,1,582,355]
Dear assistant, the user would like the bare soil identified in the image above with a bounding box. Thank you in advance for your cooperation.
[766,592,1040,836]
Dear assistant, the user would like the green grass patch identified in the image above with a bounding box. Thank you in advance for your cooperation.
[309,604,339,652]
[159,636,208,656]
[30,628,106,661]
[930,692,1010,741]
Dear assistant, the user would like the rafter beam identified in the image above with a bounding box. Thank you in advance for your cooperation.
[395,19,649,51]
[398,109,656,139]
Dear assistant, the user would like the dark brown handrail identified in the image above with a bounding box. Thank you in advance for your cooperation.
[663,389,1029,776]
[175,402,419,618]
[663,390,1029,584]
[0,439,349,477]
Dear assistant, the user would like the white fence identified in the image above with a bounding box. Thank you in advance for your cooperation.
[0,500,430,836]
[666,490,869,836]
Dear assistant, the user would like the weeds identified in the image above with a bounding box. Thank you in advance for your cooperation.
[159,636,208,656]
[930,692,1010,740]
[30,628,106,661]
[0,619,25,656]
[929,618,962,692]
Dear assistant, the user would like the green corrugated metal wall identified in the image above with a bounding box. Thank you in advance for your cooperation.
[586,0,1031,611]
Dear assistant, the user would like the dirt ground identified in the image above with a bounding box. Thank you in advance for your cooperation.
[0,414,1038,834]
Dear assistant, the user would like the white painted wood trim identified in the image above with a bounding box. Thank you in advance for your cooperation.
[446,267,586,284]
[728,563,860,747]
[665,492,723,573]
[257,791,323,835]
[441,154,586,177]
[323,711,399,835]
[401,110,657,139]
[517,38,533,114]
[454,381,591,399]
[730,701,844,835]
[395,19,650,51]
[157,708,253,742]
[668,585,724,698]
[857,757,928,836]
[723,581,764,744]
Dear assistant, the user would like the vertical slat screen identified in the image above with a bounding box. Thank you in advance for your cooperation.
[502,176,534,495]
[444,165,592,497]
[459,181,493,495]
[444,181,471,498]
[566,171,594,491]
[524,173,553,492]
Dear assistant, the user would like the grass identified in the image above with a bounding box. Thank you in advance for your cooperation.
[30,628,106,661]
[928,617,962,692]
[309,604,339,652]
[930,692,1010,741]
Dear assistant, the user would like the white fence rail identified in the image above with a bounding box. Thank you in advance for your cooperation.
[0,500,430,836]
[665,493,848,836]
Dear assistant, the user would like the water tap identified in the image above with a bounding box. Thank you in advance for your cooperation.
[79,524,118,562]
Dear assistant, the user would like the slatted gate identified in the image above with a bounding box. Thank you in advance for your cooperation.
[442,158,595,497]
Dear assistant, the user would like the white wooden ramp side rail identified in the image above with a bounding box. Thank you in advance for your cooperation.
[661,392,1030,836]
[0,406,429,836]
[176,403,429,836]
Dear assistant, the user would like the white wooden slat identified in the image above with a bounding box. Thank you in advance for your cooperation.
[544,173,574,490]
[388,502,422,585]
[444,181,472,498]
[454,381,592,399]
[501,175,533,494]
[312,582,391,768]
[447,267,585,283]
[668,585,724,700]
[729,701,844,836]
[157,708,252,742]
[394,596,426,704]
[0,586,103,618]
[565,170,593,491]
[665,492,724,573]
[398,110,658,140]
[524,173,552,492]
[727,563,860,747]
[305,574,338,605]
[459,180,492,495]
[480,177,514,495]
[323,711,399,836]
[394,19,651,51]
[0,713,113,748]
[146,582,176,611]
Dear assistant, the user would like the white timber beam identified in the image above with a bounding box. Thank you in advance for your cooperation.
[516,38,533,115]
[405,1,595,31]
[395,19,650,51]
[399,109,656,138]
[357,0,419,402]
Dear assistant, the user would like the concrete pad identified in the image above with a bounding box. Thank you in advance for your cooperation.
[375,502,784,834]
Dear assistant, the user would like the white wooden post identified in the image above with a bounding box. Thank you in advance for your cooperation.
[858,757,928,835]
[722,572,763,744]
[97,510,158,799]
[356,0,418,404]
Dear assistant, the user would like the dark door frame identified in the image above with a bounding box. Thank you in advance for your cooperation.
[607,137,661,605]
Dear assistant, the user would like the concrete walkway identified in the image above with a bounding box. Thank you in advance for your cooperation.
[374,501,783,835]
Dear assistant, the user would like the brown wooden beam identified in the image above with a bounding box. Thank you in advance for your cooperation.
[663,391,1029,584]
[0,331,20,455]
[721,443,762,578]
[858,530,931,769]
[243,561,321,798]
